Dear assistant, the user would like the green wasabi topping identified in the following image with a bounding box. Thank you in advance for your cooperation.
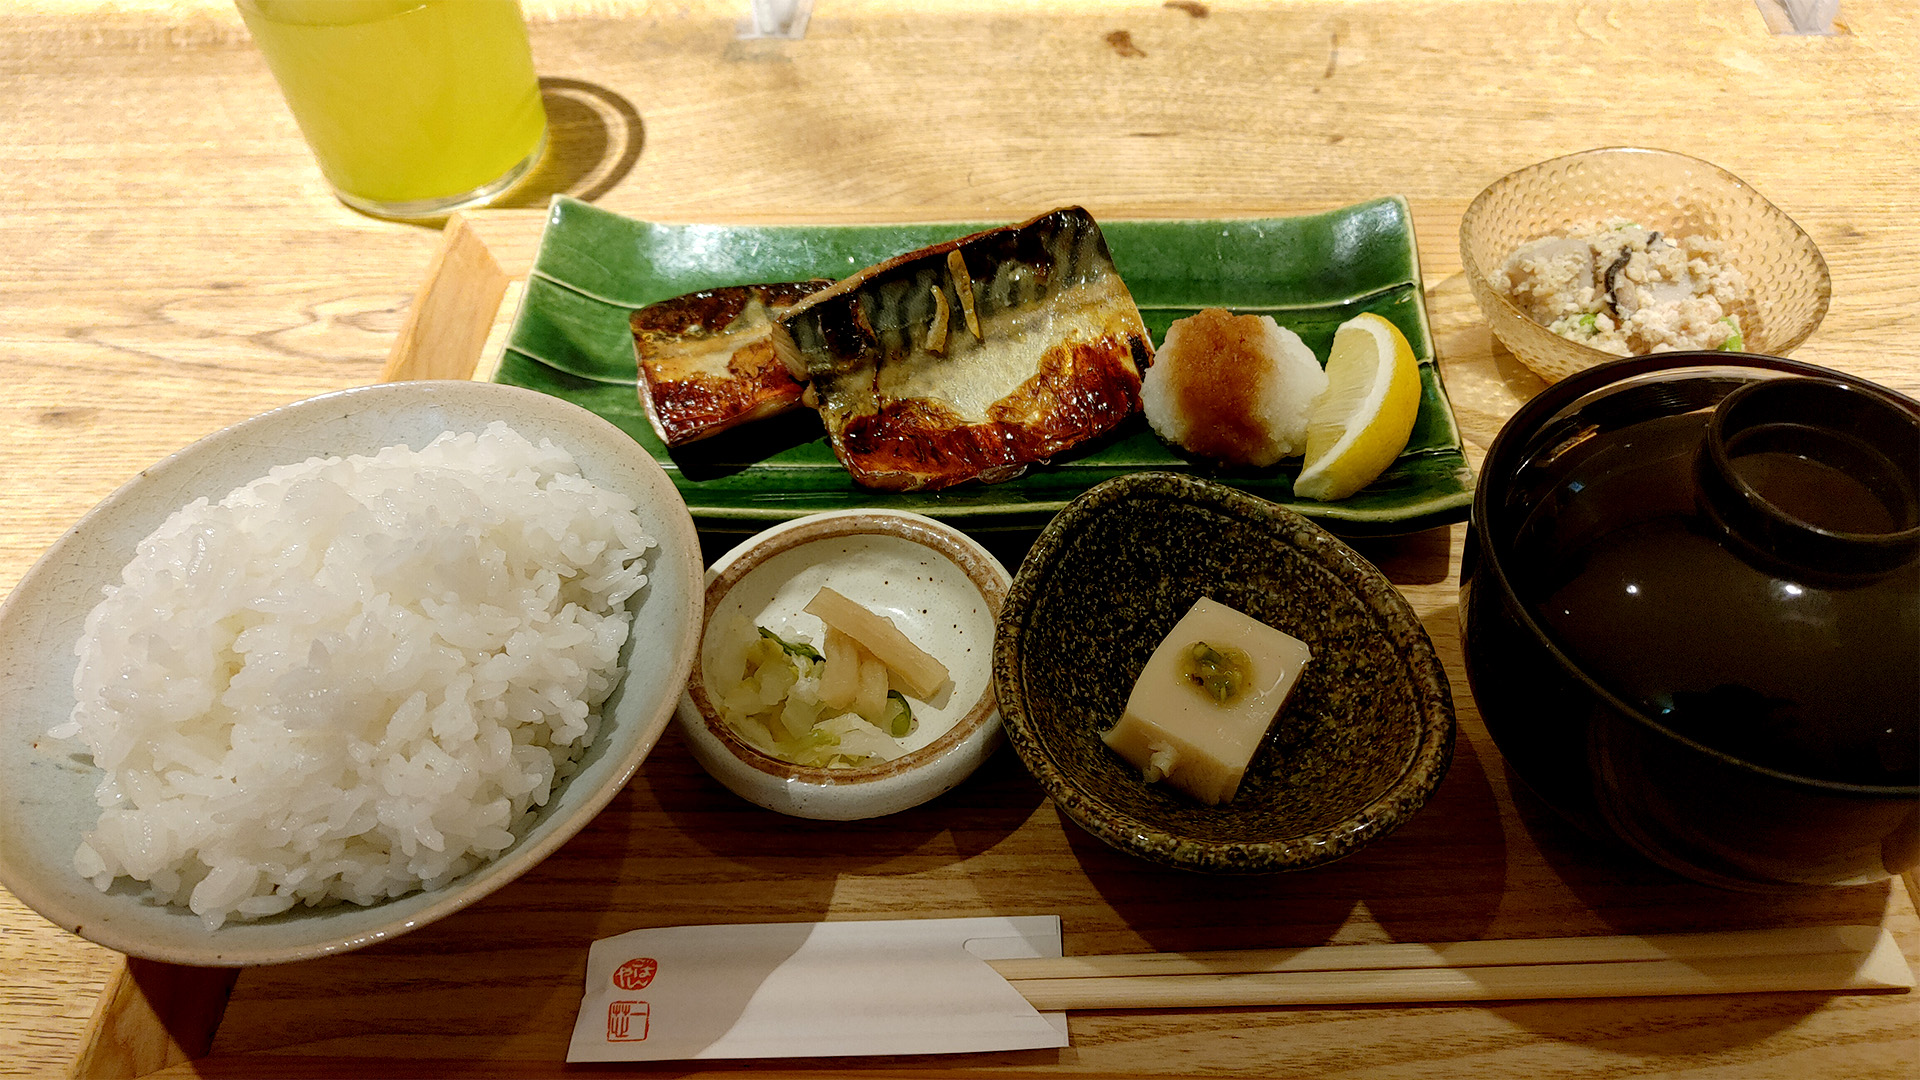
[1181,641,1251,705]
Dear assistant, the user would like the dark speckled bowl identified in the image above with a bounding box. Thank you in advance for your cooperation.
[992,473,1456,873]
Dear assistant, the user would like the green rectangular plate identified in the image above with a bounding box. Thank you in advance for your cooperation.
[498,195,1473,536]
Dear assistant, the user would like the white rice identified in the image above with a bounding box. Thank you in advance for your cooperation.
[50,422,655,929]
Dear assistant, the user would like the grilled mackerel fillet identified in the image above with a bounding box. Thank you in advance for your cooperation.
[771,207,1151,491]
[631,280,830,447]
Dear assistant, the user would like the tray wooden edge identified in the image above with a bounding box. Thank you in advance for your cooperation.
[381,213,512,383]
[62,211,1920,1078]
[68,213,514,1080]
[72,960,241,1079]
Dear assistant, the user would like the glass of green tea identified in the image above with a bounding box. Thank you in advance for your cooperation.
[236,0,548,219]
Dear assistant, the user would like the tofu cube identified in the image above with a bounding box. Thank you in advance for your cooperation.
[1101,596,1312,805]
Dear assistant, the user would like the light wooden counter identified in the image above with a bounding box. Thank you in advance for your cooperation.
[3,1,1917,1076]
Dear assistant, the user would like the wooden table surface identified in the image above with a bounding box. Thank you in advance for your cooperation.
[4,1,1918,1076]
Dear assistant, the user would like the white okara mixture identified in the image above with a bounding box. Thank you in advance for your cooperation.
[1493,220,1749,356]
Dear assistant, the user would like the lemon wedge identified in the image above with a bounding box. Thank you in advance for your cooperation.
[1293,313,1422,501]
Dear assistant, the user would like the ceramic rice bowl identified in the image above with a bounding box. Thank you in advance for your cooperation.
[0,381,704,966]
[993,472,1455,873]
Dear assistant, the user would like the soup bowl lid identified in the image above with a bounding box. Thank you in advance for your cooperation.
[1473,352,1920,792]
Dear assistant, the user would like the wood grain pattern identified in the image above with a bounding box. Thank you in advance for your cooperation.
[379,214,512,383]
[68,960,237,1080]
[3,1,1918,1077]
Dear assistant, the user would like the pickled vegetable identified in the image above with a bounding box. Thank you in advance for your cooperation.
[713,620,923,768]
[804,586,950,699]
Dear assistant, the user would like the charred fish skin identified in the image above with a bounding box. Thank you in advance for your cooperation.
[772,207,1152,491]
[631,280,831,447]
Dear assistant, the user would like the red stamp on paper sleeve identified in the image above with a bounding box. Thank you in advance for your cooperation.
[607,1000,650,1042]
[613,957,658,991]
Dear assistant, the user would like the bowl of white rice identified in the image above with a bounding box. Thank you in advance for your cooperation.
[0,381,703,966]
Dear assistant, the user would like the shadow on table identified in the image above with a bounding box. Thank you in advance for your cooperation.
[649,718,1047,884]
[1058,712,1511,957]
[1348,524,1455,586]
[495,77,646,209]
[360,77,644,231]
[1480,757,1893,1053]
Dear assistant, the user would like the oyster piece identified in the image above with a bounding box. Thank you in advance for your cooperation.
[772,207,1152,491]
[1500,235,1595,324]
[1603,231,1696,319]
[631,280,830,447]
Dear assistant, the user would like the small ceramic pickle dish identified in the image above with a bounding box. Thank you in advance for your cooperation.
[677,509,1011,820]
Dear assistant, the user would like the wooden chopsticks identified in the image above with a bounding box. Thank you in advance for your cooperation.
[986,926,1915,1011]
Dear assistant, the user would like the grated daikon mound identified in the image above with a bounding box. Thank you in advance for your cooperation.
[1141,309,1329,468]
[50,422,655,929]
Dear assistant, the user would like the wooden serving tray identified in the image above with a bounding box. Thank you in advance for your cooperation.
[70,213,1920,1079]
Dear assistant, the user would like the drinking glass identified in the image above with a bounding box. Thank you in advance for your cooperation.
[237,0,548,219]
